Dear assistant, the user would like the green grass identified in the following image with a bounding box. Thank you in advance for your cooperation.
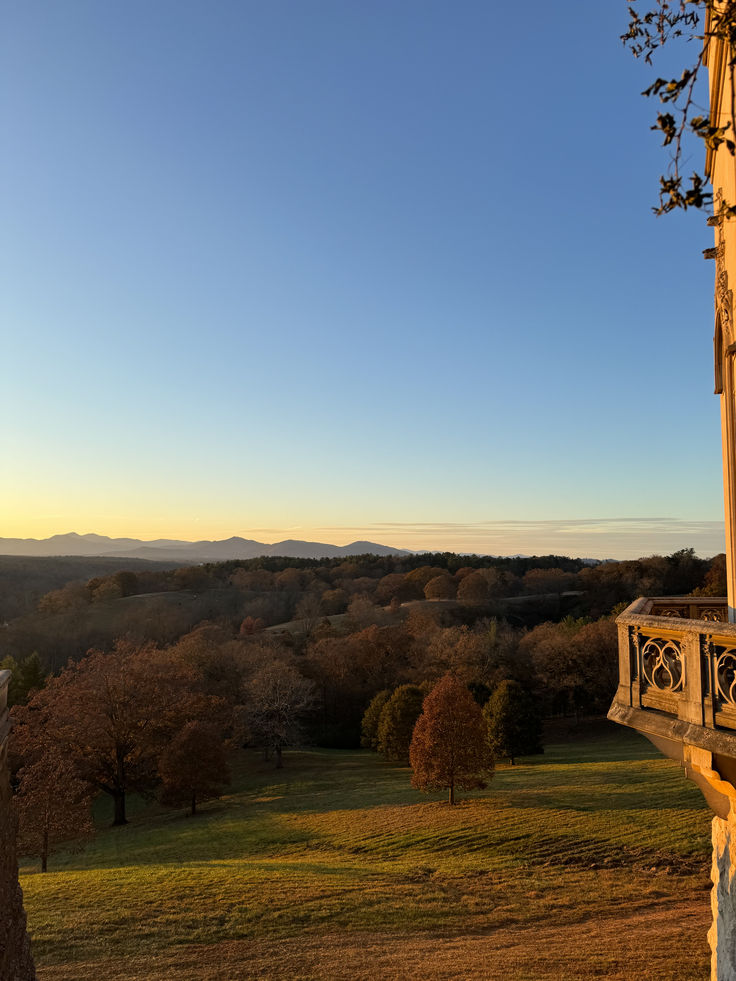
[21,721,714,980]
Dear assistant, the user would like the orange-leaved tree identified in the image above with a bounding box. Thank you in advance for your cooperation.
[15,749,94,872]
[158,721,230,816]
[409,673,493,805]
[12,640,221,825]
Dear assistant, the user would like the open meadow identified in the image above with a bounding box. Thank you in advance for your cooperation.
[21,721,712,980]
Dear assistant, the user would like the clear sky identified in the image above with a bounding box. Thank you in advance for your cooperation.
[0,1,725,559]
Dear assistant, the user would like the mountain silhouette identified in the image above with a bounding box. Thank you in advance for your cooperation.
[0,533,410,562]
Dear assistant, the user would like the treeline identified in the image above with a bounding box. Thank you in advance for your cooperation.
[0,555,182,621]
[0,548,725,671]
[8,605,617,750]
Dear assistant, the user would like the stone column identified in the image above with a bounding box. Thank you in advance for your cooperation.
[0,670,35,980]
[719,348,736,623]
[711,809,736,980]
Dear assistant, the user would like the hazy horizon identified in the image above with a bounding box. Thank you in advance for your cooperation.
[0,517,726,561]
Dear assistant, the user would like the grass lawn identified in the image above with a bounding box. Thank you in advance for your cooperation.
[21,720,713,980]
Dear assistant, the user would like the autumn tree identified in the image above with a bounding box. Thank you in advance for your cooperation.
[522,568,576,595]
[171,622,243,706]
[320,588,348,616]
[423,575,457,601]
[571,619,619,712]
[376,684,424,762]
[693,553,728,596]
[416,619,521,688]
[12,640,218,825]
[173,565,213,592]
[410,674,493,805]
[375,573,408,606]
[483,680,543,765]
[91,578,123,602]
[239,616,266,637]
[295,592,322,635]
[360,689,391,750]
[304,625,410,747]
[158,721,230,816]
[15,749,94,872]
[275,567,307,592]
[346,595,379,630]
[37,581,90,614]
[245,662,316,768]
[113,570,139,596]
[457,572,489,606]
[520,617,618,718]
[403,566,446,600]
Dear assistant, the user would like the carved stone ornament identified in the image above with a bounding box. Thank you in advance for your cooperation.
[641,636,684,693]
[703,608,726,622]
[715,646,736,710]
[715,191,734,348]
[630,628,640,680]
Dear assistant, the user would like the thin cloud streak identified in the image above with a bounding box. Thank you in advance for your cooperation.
[310,518,726,559]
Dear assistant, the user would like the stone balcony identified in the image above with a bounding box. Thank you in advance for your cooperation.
[608,596,736,817]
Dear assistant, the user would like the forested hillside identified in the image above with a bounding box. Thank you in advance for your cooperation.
[1,547,725,748]
[0,556,185,622]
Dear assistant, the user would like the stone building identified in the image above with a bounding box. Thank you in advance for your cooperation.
[0,670,35,979]
[608,15,736,978]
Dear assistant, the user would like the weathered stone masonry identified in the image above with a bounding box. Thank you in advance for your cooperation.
[0,670,35,980]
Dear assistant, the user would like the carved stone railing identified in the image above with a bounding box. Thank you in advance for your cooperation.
[611,597,736,734]
[646,597,729,622]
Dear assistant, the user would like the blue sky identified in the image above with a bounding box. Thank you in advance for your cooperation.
[0,1,724,558]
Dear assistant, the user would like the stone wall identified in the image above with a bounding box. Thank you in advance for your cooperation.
[0,672,35,980]
[711,810,736,981]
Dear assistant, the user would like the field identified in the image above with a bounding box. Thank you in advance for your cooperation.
[21,721,713,980]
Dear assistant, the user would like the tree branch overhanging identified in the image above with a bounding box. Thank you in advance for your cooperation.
[624,0,736,216]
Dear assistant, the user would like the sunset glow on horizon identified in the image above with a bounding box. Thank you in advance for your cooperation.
[1,1,724,563]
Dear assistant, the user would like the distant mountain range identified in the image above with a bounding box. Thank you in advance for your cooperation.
[0,533,411,563]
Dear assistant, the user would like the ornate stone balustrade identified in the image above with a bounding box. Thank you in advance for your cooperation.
[646,598,729,622]
[609,596,736,817]
[611,597,736,730]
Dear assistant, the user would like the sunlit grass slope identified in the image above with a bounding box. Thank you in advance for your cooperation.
[22,722,713,980]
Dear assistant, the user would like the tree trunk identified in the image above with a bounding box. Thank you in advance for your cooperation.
[42,817,49,872]
[113,752,128,825]
[449,782,455,805]
[275,745,283,769]
[112,791,127,826]
[191,792,196,816]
